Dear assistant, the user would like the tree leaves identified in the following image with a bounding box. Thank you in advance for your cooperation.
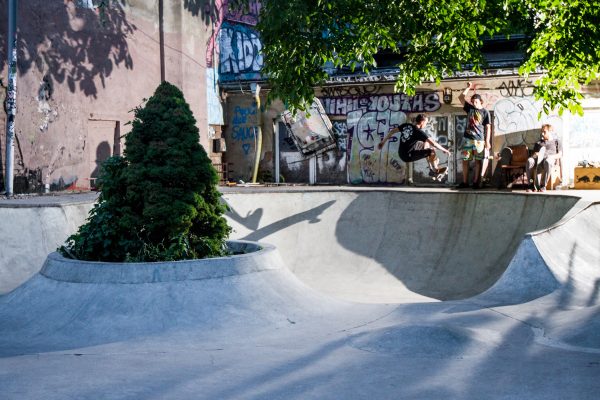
[250,0,599,115]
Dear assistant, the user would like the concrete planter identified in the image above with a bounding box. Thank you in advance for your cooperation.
[41,240,282,284]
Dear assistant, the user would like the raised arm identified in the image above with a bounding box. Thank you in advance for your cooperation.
[426,137,451,155]
[458,81,474,106]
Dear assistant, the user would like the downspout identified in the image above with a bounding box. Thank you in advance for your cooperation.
[158,0,165,82]
[4,0,17,196]
[251,83,262,183]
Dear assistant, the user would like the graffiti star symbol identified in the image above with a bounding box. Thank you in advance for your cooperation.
[364,125,376,141]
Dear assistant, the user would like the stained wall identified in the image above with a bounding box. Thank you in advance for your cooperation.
[0,0,218,192]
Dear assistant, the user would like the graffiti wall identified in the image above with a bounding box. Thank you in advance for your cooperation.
[223,95,259,181]
[316,120,347,183]
[320,93,441,183]
[277,121,310,183]
[218,22,263,81]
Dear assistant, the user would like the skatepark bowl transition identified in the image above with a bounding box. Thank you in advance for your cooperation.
[1,187,600,399]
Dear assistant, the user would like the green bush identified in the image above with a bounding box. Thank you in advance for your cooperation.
[60,82,231,262]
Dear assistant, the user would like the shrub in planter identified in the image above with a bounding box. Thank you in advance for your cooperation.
[60,82,231,262]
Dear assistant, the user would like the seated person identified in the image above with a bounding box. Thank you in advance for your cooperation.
[378,114,450,174]
[525,124,562,192]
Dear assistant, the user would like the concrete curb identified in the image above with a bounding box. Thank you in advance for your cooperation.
[41,241,280,284]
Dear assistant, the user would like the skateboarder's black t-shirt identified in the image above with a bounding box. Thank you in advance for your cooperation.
[397,123,430,162]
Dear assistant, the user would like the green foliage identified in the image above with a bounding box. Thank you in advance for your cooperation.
[60,82,231,262]
[247,0,600,115]
[513,0,600,116]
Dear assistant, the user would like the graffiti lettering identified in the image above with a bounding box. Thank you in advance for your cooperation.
[321,85,381,98]
[423,116,448,146]
[326,74,397,84]
[442,68,521,79]
[232,105,256,124]
[497,80,535,98]
[321,93,441,116]
[332,121,348,153]
[219,22,263,81]
[346,109,408,184]
[232,126,256,142]
[493,98,562,149]
[478,93,501,108]
[225,0,261,25]
[231,105,257,157]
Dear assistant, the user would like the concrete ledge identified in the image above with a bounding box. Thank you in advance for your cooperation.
[40,240,281,284]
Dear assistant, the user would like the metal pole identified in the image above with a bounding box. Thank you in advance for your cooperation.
[5,0,17,196]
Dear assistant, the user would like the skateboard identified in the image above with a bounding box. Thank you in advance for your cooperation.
[429,166,448,182]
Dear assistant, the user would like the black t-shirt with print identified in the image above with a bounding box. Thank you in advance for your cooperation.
[397,123,430,159]
[463,102,491,141]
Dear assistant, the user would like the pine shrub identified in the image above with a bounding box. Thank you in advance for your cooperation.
[60,82,231,261]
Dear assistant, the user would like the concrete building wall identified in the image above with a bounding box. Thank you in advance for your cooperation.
[0,0,218,192]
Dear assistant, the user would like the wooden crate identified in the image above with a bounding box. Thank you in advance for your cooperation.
[574,167,600,189]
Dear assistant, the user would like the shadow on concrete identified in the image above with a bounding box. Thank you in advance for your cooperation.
[334,192,578,301]
[239,200,335,242]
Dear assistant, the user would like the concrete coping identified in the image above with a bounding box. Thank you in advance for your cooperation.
[40,240,282,284]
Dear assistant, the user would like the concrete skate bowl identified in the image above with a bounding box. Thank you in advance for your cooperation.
[0,241,361,356]
[479,200,600,307]
[223,190,581,303]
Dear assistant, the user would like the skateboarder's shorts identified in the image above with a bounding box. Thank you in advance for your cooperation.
[461,138,485,161]
[400,142,435,162]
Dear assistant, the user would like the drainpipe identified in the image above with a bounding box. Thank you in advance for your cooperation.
[158,0,165,82]
[251,83,262,183]
[4,0,17,196]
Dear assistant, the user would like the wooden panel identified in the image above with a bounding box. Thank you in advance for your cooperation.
[574,167,600,189]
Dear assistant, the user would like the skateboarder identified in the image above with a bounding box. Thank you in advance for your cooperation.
[378,114,450,175]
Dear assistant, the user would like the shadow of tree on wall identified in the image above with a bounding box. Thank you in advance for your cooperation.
[0,0,135,98]
[183,0,207,19]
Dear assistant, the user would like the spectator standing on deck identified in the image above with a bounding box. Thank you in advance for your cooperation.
[457,82,492,189]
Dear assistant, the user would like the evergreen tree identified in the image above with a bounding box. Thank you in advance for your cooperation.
[60,82,231,262]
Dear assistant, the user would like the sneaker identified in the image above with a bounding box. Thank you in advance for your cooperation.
[538,187,546,192]
[456,182,469,189]
[472,181,481,189]
[429,166,447,177]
